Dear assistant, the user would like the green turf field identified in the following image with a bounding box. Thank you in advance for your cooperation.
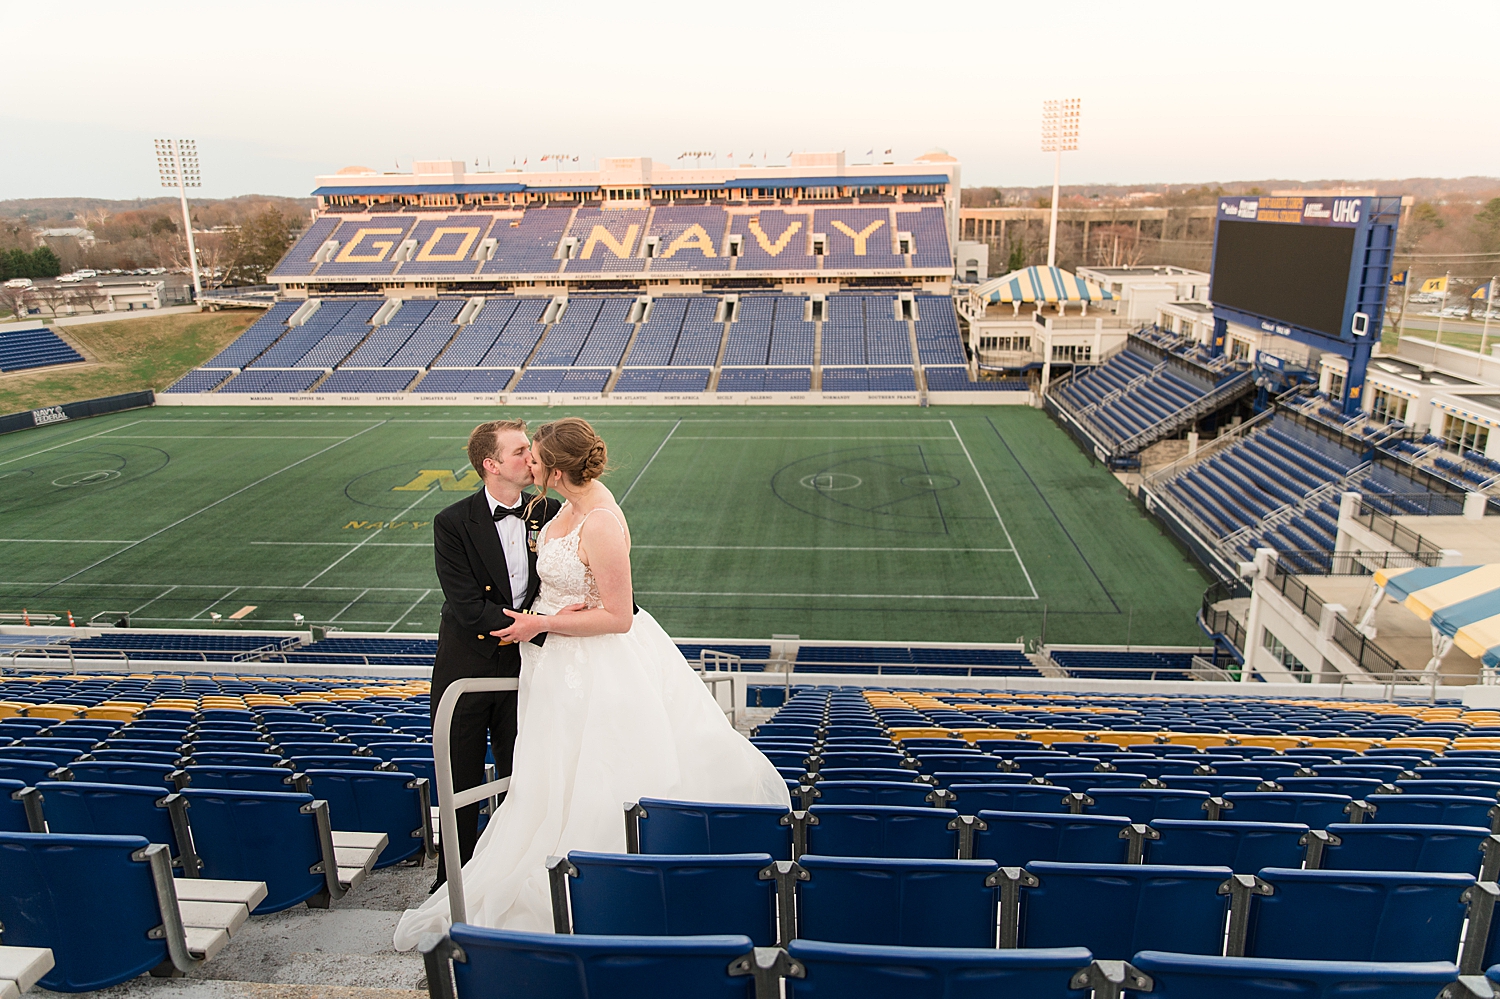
[0,405,1211,644]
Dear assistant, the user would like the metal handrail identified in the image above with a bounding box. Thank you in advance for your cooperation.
[432,676,521,928]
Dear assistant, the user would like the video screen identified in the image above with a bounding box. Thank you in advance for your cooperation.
[1211,219,1356,338]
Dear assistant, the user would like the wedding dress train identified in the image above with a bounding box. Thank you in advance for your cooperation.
[393,507,789,948]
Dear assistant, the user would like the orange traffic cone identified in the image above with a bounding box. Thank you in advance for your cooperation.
[22,608,30,626]
[67,609,76,627]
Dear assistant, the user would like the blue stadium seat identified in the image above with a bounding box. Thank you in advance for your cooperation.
[1145,819,1309,872]
[1220,792,1351,827]
[181,765,307,794]
[1362,793,1498,829]
[1317,822,1494,876]
[795,855,999,947]
[784,939,1093,998]
[1081,789,1210,823]
[0,778,38,832]
[553,851,775,944]
[950,784,1077,815]
[429,925,757,999]
[0,759,63,786]
[64,761,178,788]
[631,798,792,860]
[0,833,201,991]
[1245,867,1472,962]
[971,810,1131,866]
[805,805,959,859]
[1019,861,1232,959]
[1128,950,1459,999]
[808,781,940,808]
[301,768,431,868]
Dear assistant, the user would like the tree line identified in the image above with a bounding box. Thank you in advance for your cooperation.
[0,246,62,280]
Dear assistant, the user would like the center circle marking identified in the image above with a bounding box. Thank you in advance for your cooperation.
[53,469,122,487]
[800,473,863,492]
[899,473,960,490]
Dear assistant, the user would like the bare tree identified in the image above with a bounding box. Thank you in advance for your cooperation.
[0,285,32,318]
[32,284,72,317]
[72,283,110,315]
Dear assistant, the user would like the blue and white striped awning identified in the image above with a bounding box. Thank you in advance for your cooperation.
[973,266,1114,305]
[1375,564,1500,668]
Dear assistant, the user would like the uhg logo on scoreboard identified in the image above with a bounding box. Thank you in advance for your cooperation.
[1216,195,1364,227]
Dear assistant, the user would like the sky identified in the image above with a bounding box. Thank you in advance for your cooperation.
[4,0,1498,201]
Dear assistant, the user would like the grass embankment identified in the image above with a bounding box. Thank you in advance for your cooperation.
[0,310,255,412]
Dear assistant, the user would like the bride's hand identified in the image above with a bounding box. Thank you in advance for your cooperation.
[492,609,549,643]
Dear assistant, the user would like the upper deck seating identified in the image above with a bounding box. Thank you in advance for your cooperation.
[397,214,492,276]
[647,206,729,272]
[564,208,650,273]
[728,209,814,270]
[897,206,951,268]
[313,216,417,277]
[478,209,569,275]
[813,208,901,269]
[267,216,341,279]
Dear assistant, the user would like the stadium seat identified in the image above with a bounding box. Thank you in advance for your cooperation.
[1080,789,1210,823]
[1314,822,1496,876]
[1244,867,1472,962]
[949,783,1077,815]
[0,832,265,991]
[784,939,1093,998]
[63,761,179,788]
[971,810,1131,866]
[1127,950,1460,999]
[1019,861,1232,960]
[1359,793,1498,830]
[549,851,776,944]
[1144,819,1309,872]
[804,805,960,859]
[630,798,793,860]
[301,769,432,868]
[805,780,941,808]
[1220,792,1351,827]
[180,765,309,794]
[35,781,200,874]
[425,926,759,999]
[795,855,999,947]
[180,789,384,912]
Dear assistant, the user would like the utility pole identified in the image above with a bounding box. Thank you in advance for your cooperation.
[155,139,203,301]
[1041,98,1080,269]
[1481,277,1496,357]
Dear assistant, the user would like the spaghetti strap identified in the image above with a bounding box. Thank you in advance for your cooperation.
[578,506,628,539]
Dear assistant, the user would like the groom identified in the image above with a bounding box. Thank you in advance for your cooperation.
[429,419,560,889]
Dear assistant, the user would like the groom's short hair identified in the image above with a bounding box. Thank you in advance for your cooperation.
[467,419,528,475]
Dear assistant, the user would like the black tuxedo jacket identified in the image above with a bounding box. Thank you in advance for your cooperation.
[433,489,561,679]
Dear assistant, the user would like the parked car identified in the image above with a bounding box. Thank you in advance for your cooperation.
[73,269,98,278]
[3,277,33,290]
[57,273,82,283]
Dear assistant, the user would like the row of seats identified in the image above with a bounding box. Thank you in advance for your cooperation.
[1055,347,1213,448]
[0,326,83,372]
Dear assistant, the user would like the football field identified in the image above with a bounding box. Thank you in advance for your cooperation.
[0,405,1210,645]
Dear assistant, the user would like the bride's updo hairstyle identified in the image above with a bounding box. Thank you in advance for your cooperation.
[531,417,608,487]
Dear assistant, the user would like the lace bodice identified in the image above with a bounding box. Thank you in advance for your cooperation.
[534,506,624,613]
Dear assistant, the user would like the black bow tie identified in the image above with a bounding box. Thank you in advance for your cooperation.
[493,501,527,522]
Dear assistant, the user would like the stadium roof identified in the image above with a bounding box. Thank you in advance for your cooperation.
[974,266,1115,305]
[312,174,950,197]
[1375,564,1500,669]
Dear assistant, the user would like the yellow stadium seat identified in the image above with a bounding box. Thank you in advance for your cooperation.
[1308,737,1385,751]
[82,707,142,721]
[24,704,86,720]
[1383,738,1452,749]
[0,702,33,719]
[1227,735,1303,751]
[1162,734,1233,749]
[1100,732,1167,747]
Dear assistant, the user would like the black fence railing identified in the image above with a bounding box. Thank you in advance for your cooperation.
[1351,504,1454,558]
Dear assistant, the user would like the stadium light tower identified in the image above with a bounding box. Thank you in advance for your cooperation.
[1041,99,1080,269]
[155,139,203,301]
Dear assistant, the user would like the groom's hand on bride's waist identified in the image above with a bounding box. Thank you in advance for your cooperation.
[491,603,588,644]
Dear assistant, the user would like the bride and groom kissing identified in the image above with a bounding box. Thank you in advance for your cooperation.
[394,417,788,946]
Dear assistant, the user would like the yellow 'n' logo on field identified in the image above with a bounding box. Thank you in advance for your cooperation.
[335,227,406,263]
[659,224,717,259]
[747,219,801,256]
[393,469,481,491]
[580,224,640,259]
[415,227,482,262]
[830,219,885,255]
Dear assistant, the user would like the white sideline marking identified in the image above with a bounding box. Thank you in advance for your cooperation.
[329,589,369,621]
[638,590,1035,601]
[386,589,432,632]
[192,586,240,620]
[302,487,436,588]
[37,421,389,589]
[0,538,138,544]
[634,545,1016,553]
[252,541,427,547]
[619,419,681,505]
[108,435,353,440]
[948,419,1038,601]
[673,436,955,440]
[130,586,179,614]
[0,418,148,467]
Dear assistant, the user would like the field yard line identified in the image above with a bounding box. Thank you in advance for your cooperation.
[0,538,138,544]
[947,419,1038,600]
[130,586,178,614]
[386,589,431,631]
[620,419,681,505]
[252,541,427,547]
[301,487,436,587]
[192,586,240,620]
[0,418,148,468]
[108,435,353,440]
[34,421,389,592]
[634,545,1016,552]
[637,590,1035,600]
[329,589,369,621]
[0,580,433,591]
[673,436,955,440]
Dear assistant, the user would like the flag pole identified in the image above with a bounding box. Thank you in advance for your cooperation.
[1435,271,1450,346]
[1482,276,1496,358]
[1395,268,1411,348]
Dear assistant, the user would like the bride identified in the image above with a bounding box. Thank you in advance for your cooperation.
[393,417,790,947]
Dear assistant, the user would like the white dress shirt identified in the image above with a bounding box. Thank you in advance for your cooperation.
[484,488,529,609]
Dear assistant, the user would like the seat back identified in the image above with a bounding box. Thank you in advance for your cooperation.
[1020,861,1232,960]
[1247,867,1472,962]
[1081,789,1210,823]
[1278,777,1386,799]
[1221,792,1351,827]
[1392,779,1500,799]
[806,805,959,859]
[565,851,775,945]
[1129,949,1461,999]
[0,758,64,785]
[949,784,1074,815]
[809,781,936,808]
[0,831,167,992]
[635,798,792,860]
[448,925,755,998]
[784,939,1093,998]
[1320,822,1492,875]
[303,769,424,868]
[1365,794,1497,829]
[0,778,29,831]
[181,788,324,912]
[816,752,910,772]
[1160,776,1270,797]
[36,781,183,859]
[1145,819,1308,872]
[972,810,1129,866]
[65,761,177,788]
[182,765,301,794]
[914,754,1004,775]
[796,855,998,948]
[1045,773,1151,792]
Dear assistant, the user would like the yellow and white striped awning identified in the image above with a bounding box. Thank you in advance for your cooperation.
[974,266,1115,305]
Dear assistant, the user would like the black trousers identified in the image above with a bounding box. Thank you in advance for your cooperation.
[431,624,521,887]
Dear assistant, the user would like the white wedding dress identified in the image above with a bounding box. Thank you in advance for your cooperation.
[393,506,790,948]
